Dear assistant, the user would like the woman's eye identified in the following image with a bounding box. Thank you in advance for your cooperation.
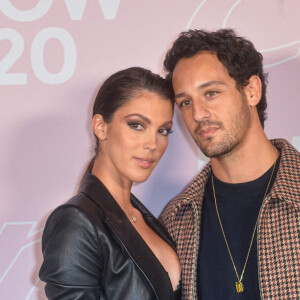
[179,100,191,108]
[128,122,144,130]
[158,128,173,136]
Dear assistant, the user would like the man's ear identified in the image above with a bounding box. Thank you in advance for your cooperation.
[244,75,262,107]
[92,114,107,141]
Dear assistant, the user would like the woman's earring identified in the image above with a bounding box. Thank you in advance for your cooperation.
[100,135,105,141]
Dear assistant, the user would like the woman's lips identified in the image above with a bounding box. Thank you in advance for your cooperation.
[134,157,154,169]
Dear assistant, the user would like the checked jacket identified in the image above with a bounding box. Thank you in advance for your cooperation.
[160,139,300,300]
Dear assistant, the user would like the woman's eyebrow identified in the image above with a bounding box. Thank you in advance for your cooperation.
[125,114,173,127]
[125,113,151,124]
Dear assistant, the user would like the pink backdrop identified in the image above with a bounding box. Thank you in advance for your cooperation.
[1,1,299,298]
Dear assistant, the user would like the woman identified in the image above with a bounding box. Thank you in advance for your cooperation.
[39,67,181,299]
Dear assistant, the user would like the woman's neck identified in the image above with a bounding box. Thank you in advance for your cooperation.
[92,156,133,207]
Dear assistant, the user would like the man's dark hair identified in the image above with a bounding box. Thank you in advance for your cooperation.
[164,29,268,127]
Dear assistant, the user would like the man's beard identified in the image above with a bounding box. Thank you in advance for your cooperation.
[194,96,250,158]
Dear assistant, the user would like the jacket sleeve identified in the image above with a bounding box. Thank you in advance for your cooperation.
[39,205,103,299]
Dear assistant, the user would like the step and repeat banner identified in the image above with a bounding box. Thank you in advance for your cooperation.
[1,0,299,298]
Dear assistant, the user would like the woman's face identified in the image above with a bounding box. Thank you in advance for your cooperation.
[97,91,173,185]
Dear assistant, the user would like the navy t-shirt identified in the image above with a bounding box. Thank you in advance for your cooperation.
[197,155,280,300]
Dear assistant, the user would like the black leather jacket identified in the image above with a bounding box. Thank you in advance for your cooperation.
[39,173,178,299]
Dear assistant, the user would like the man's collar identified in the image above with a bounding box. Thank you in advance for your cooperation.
[269,139,300,205]
[177,138,300,206]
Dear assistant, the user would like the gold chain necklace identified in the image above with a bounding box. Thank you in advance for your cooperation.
[211,150,278,293]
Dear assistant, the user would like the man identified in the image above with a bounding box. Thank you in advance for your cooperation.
[160,29,300,300]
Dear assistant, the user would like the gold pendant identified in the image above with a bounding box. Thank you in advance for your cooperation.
[236,281,244,293]
[131,215,137,222]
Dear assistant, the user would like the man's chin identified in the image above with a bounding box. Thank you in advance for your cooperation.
[197,144,214,158]
[196,139,217,157]
[197,141,232,158]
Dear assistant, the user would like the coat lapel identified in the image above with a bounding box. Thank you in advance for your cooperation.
[79,173,175,300]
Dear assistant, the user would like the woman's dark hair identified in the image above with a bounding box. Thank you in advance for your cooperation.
[164,29,268,128]
[85,67,174,174]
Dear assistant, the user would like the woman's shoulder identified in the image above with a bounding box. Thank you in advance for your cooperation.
[53,191,105,220]
[42,192,107,245]
[39,193,105,292]
[41,192,108,269]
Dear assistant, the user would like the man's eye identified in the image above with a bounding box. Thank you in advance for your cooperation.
[128,122,144,130]
[179,100,191,108]
[206,91,218,97]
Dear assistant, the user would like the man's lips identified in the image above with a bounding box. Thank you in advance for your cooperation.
[134,157,155,168]
[197,127,220,137]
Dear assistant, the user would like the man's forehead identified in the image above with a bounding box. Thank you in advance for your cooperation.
[172,53,230,90]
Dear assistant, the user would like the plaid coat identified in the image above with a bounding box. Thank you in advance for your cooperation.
[160,139,300,300]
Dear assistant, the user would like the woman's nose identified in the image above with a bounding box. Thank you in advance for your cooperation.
[144,133,157,151]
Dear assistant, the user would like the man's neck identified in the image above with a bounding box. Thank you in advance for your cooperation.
[210,133,278,184]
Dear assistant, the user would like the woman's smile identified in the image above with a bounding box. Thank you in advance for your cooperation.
[134,157,155,169]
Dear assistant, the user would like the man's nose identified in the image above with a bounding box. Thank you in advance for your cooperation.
[193,101,211,122]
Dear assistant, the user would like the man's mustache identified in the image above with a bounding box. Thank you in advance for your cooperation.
[194,120,223,135]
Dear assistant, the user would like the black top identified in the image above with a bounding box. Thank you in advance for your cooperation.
[197,154,280,300]
[40,172,180,300]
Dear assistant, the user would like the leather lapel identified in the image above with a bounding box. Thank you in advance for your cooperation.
[130,193,177,251]
[79,173,174,300]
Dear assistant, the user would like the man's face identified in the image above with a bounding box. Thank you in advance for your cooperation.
[172,52,251,158]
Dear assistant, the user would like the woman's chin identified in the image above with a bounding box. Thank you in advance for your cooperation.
[131,173,152,184]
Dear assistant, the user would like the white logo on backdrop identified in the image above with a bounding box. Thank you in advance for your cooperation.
[187,0,300,69]
[64,0,121,20]
[0,28,77,85]
[0,0,121,85]
[260,41,300,69]
[0,222,43,298]
[0,0,121,21]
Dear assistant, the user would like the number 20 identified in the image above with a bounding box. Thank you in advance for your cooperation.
[0,27,77,85]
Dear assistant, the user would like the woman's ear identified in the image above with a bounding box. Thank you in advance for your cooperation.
[92,114,107,141]
[244,75,262,107]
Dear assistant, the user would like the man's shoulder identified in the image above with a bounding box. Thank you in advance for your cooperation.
[272,138,300,169]
[271,138,300,204]
[273,138,299,156]
[160,163,211,222]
